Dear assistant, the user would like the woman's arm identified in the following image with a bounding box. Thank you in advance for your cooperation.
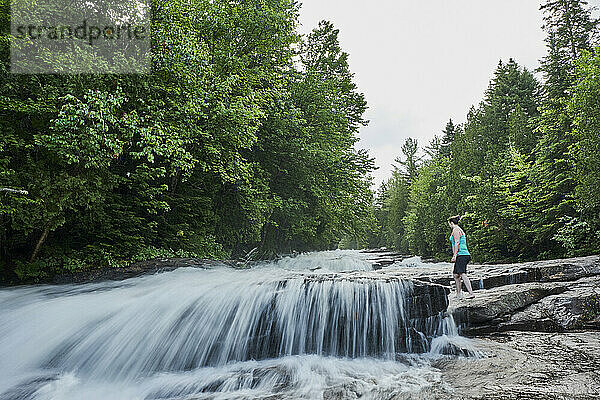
[452,227,461,261]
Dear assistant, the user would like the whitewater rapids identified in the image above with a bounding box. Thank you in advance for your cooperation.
[0,250,477,399]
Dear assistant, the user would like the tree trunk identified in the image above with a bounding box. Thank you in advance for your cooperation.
[30,227,50,263]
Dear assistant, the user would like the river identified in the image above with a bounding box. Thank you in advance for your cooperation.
[0,250,479,399]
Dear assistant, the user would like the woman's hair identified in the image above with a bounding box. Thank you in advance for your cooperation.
[448,215,460,224]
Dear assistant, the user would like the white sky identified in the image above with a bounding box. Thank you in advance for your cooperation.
[297,0,550,187]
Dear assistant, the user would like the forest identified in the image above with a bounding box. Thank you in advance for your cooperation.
[1,0,599,283]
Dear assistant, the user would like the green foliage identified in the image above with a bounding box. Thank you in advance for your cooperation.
[439,119,462,157]
[538,0,599,98]
[252,20,375,253]
[13,259,51,282]
[374,170,410,251]
[374,137,426,252]
[131,243,230,263]
[568,47,600,253]
[402,157,454,258]
[552,216,595,255]
[0,1,374,282]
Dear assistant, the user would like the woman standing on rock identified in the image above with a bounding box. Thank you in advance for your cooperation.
[448,215,474,299]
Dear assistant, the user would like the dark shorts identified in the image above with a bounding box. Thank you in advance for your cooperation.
[453,255,471,275]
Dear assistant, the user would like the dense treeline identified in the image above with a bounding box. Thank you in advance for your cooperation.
[2,0,599,283]
[374,0,600,262]
[0,0,375,281]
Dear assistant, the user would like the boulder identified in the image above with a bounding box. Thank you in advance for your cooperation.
[499,276,600,332]
[521,255,600,282]
[449,281,568,326]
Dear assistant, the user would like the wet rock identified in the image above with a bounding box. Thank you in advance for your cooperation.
[323,382,364,400]
[521,256,600,282]
[434,332,600,400]
[362,251,413,270]
[429,334,486,357]
[500,276,600,332]
[392,255,600,335]
[448,282,568,326]
[364,254,599,291]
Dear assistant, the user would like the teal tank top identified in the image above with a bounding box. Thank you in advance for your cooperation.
[450,232,470,256]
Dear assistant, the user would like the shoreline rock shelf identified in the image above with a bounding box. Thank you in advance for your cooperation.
[362,251,600,400]
[431,331,600,400]
[444,256,600,335]
[360,251,600,335]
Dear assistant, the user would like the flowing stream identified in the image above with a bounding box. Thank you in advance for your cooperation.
[0,250,477,399]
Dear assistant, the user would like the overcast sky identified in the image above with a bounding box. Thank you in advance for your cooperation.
[297,0,550,187]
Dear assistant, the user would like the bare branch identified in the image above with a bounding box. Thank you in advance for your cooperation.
[0,188,29,195]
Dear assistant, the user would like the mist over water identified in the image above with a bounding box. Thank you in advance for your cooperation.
[0,250,476,399]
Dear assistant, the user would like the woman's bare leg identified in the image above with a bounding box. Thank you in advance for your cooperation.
[461,273,474,295]
[453,273,462,296]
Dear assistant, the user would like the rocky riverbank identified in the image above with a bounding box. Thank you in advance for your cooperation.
[361,251,600,399]
[49,258,231,284]
[431,331,600,400]
[362,251,600,334]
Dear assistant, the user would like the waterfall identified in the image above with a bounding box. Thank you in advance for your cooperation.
[0,250,473,400]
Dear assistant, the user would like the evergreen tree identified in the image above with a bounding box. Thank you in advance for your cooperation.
[403,156,453,258]
[395,138,421,183]
[527,0,599,257]
[375,171,409,251]
[424,135,442,160]
[565,47,600,253]
[539,0,599,98]
[439,119,461,157]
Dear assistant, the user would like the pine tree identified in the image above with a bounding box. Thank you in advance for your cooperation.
[376,171,410,251]
[539,0,599,99]
[424,135,442,159]
[395,138,421,183]
[528,0,598,257]
[529,0,599,257]
[566,47,600,253]
[439,119,460,157]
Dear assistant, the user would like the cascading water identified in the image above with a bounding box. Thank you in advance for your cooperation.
[0,250,477,400]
